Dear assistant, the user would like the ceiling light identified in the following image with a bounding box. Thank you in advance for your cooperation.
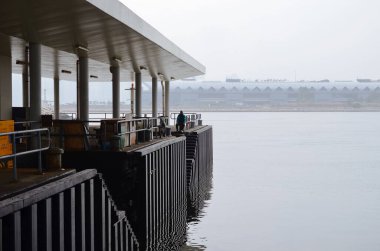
[90,75,98,79]
[113,57,122,63]
[171,77,175,80]
[76,45,89,52]
[157,72,164,77]
[61,70,72,74]
[139,66,147,70]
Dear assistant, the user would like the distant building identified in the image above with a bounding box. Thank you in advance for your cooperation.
[76,80,380,112]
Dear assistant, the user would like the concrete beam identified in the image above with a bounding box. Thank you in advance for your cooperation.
[0,54,12,120]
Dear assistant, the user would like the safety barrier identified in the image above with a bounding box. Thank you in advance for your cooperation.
[0,169,139,251]
[63,136,187,250]
[0,128,50,181]
[50,116,169,151]
[170,112,202,129]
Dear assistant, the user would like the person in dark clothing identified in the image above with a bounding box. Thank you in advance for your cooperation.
[176,111,187,132]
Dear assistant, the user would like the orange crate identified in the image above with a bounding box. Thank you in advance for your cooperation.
[0,120,14,131]
[0,120,14,168]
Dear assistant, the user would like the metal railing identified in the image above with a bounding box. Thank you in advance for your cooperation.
[49,116,170,151]
[60,112,129,120]
[59,112,167,121]
[109,116,169,148]
[0,128,50,181]
[170,112,202,129]
[114,212,140,251]
[0,169,140,250]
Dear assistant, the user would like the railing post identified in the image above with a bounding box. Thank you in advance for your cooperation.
[38,131,42,174]
[128,121,131,147]
[12,134,17,181]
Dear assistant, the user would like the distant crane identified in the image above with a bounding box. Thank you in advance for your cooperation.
[125,83,135,115]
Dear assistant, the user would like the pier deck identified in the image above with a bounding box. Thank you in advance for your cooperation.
[0,168,75,200]
[0,124,213,251]
[0,125,200,200]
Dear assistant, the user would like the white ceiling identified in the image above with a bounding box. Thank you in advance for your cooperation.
[0,0,206,82]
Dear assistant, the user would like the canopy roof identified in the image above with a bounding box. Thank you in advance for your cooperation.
[0,0,205,82]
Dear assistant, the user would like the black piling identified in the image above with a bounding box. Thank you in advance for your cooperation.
[64,136,188,251]
[184,126,214,221]
[0,170,139,251]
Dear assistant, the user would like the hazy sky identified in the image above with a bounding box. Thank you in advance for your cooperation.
[122,0,380,81]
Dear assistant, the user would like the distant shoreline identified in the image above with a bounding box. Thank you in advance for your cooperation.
[58,106,380,114]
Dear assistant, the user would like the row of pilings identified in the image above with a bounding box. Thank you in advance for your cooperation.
[64,136,188,251]
[185,126,214,220]
[0,169,139,251]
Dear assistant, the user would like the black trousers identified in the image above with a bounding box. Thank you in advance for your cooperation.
[176,123,185,131]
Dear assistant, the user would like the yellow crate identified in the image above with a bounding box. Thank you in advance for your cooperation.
[0,120,14,160]
[0,137,10,144]
[0,146,12,161]
[0,120,14,132]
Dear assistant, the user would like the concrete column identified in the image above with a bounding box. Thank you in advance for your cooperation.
[161,81,165,115]
[29,43,41,126]
[135,72,142,117]
[76,60,80,119]
[54,77,60,119]
[111,66,120,118]
[78,56,89,121]
[152,77,157,117]
[164,81,170,119]
[22,46,30,107]
[0,54,12,120]
[130,83,135,114]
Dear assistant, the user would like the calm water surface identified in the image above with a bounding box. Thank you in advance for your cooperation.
[182,112,380,251]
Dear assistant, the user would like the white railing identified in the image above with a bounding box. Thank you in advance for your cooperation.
[170,112,202,129]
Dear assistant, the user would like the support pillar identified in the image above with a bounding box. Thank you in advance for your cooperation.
[152,77,157,118]
[161,81,165,115]
[54,77,60,119]
[76,60,80,119]
[135,72,142,117]
[78,56,89,121]
[29,43,41,127]
[111,66,120,118]
[0,54,12,120]
[164,81,170,120]
[22,46,30,107]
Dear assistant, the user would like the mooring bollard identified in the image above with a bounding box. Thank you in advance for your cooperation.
[46,147,64,170]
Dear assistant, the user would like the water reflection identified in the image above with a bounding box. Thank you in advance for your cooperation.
[183,164,213,250]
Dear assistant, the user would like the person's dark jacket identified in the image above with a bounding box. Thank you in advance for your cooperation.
[177,114,186,125]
